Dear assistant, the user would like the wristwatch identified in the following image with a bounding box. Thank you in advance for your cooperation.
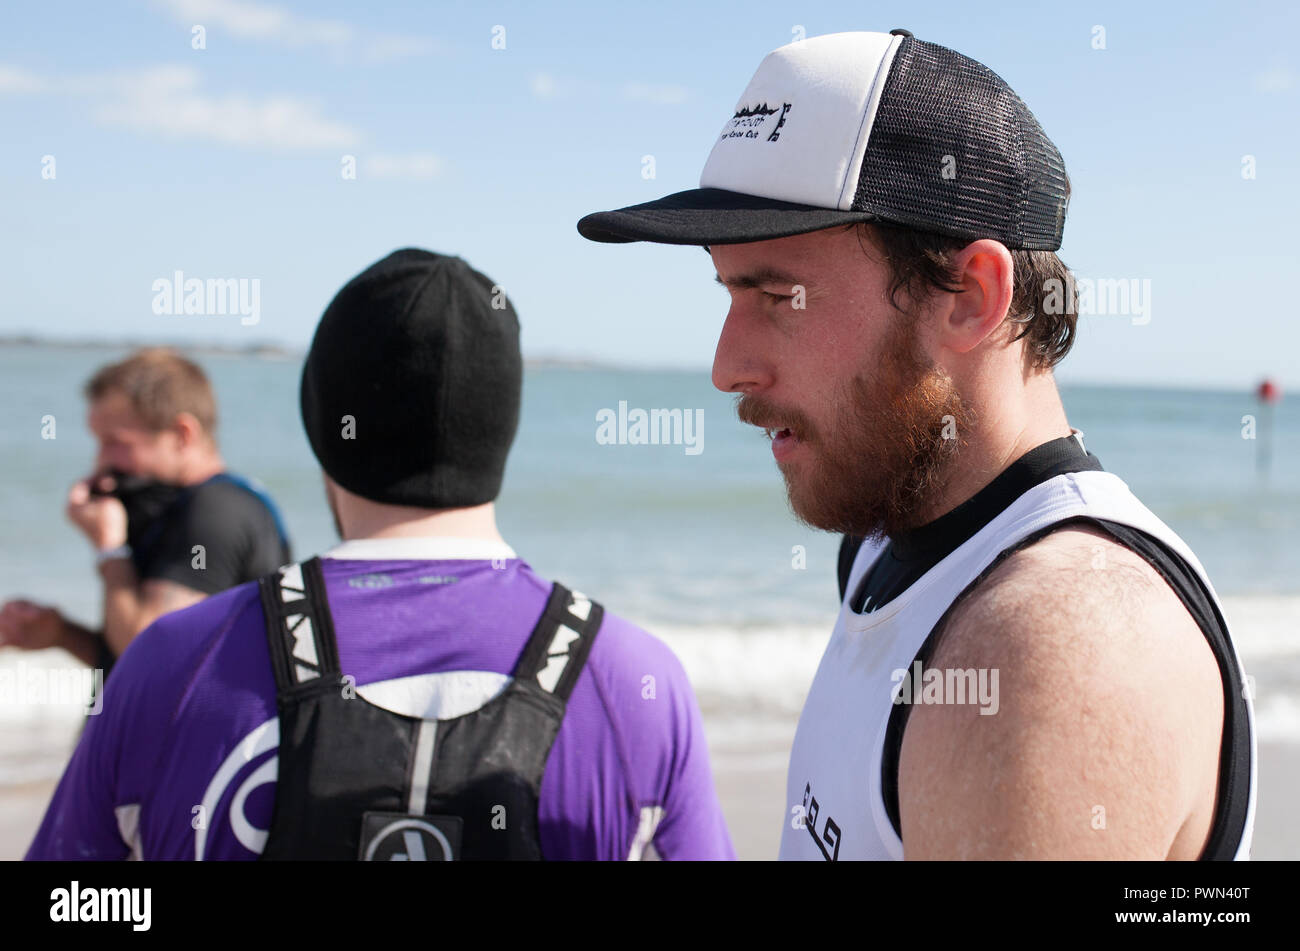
[95,544,132,565]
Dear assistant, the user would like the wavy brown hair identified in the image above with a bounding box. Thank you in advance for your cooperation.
[84,347,217,437]
[852,221,1078,371]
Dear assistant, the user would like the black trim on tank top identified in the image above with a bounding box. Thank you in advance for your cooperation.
[880,515,1252,861]
[840,434,1103,612]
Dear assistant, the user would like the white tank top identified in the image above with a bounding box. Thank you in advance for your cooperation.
[778,467,1257,860]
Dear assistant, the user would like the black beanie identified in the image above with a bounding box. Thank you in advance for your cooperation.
[300,248,521,509]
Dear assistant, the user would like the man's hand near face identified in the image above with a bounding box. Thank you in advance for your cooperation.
[65,473,129,552]
[70,471,206,658]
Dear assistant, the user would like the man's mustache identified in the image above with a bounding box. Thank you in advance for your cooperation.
[735,394,817,441]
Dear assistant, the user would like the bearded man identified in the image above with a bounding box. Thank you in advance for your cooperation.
[577,29,1255,860]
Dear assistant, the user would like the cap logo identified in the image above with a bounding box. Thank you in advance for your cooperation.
[720,101,792,143]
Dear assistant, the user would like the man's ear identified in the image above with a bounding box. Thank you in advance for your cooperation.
[171,411,210,451]
[941,239,1014,355]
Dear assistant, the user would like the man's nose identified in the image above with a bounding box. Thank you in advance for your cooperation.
[94,445,123,475]
[711,300,772,395]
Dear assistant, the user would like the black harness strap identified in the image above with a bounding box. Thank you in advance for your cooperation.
[513,583,605,703]
[258,557,341,693]
[255,562,606,861]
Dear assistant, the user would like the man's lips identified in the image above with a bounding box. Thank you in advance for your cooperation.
[736,398,810,454]
[757,425,804,462]
[755,422,802,441]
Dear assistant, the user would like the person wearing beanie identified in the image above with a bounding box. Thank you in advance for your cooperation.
[26,248,734,861]
[578,30,1254,861]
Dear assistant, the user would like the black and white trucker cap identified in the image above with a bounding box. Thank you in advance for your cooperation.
[577,29,1069,251]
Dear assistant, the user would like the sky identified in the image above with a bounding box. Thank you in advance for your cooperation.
[1,0,1297,389]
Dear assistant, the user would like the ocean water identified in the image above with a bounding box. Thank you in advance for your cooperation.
[1,344,1299,782]
[4,344,1296,614]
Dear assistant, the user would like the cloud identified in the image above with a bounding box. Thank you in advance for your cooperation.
[361,152,442,181]
[0,62,457,156]
[530,72,560,100]
[1253,67,1294,93]
[0,65,45,94]
[92,65,359,150]
[0,62,358,151]
[153,0,438,62]
[156,0,346,46]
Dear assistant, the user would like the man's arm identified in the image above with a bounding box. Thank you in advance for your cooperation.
[55,615,103,667]
[0,593,198,669]
[0,601,94,663]
[97,556,205,656]
[898,527,1224,860]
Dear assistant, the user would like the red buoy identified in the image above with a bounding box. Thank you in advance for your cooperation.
[1257,378,1281,404]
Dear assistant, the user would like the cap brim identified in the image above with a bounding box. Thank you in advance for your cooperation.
[576,187,879,245]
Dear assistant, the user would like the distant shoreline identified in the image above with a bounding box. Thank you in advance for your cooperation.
[0,336,614,371]
[0,336,1289,391]
[0,334,301,360]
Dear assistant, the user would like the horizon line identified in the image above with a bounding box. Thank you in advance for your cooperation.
[0,333,1292,396]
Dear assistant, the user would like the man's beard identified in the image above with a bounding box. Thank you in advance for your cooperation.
[738,318,976,540]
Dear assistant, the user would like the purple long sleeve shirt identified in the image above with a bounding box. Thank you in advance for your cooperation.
[27,538,735,861]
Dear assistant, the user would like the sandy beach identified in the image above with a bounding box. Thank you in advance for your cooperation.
[4,595,1297,861]
[708,733,1300,862]
[6,590,1300,861]
[4,720,1296,861]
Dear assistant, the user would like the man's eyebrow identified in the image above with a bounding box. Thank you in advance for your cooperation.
[713,267,804,290]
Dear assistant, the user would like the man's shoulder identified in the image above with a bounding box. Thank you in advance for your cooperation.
[898,524,1224,857]
[548,600,729,859]
[585,608,692,688]
[186,474,277,525]
[930,524,1221,709]
[153,475,287,585]
[946,525,1205,654]
[554,599,702,738]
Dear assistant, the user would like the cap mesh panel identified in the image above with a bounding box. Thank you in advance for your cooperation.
[853,38,1068,250]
